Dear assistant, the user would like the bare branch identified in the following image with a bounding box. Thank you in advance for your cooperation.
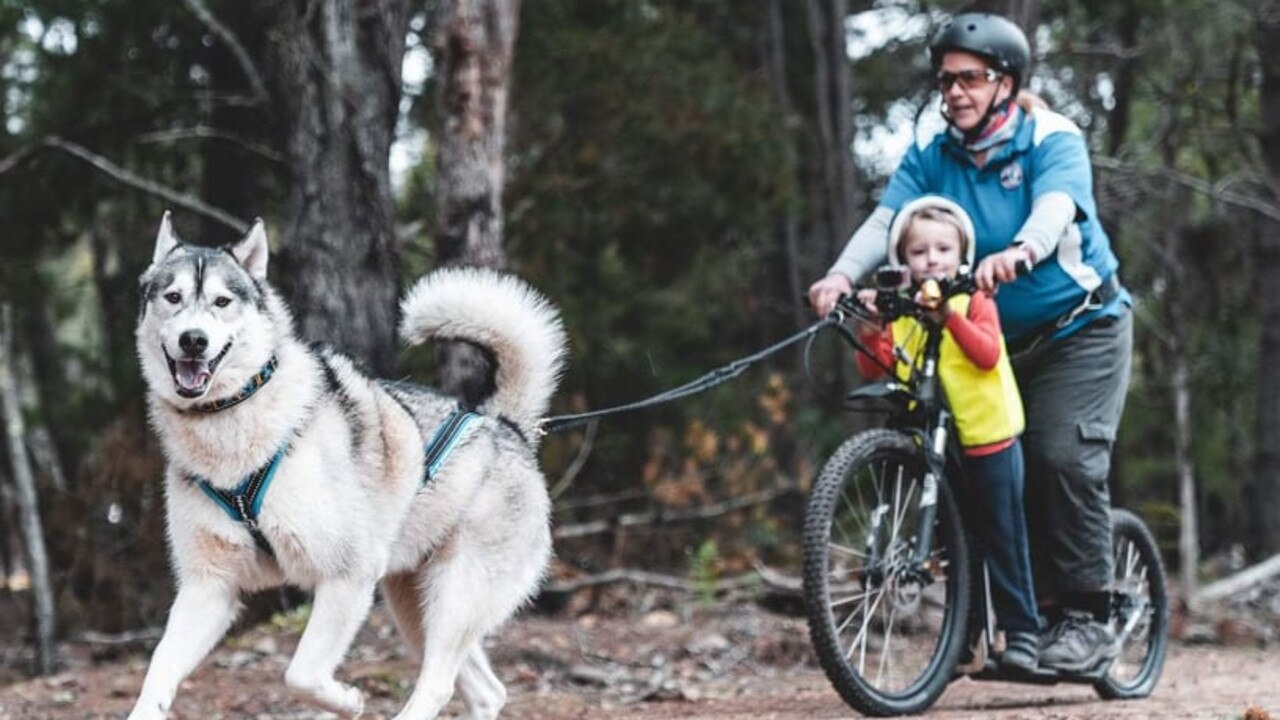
[75,627,163,647]
[43,137,250,234]
[182,0,270,105]
[134,126,285,164]
[0,143,38,177]
[542,568,761,595]
[549,419,598,500]
[554,488,651,513]
[1093,155,1280,223]
[1050,42,1145,61]
[553,483,798,540]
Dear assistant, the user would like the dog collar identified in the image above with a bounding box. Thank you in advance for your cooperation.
[188,355,280,414]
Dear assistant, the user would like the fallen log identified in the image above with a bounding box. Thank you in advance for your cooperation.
[543,568,760,595]
[1192,553,1280,605]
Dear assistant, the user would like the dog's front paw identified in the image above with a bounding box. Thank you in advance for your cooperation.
[340,683,366,718]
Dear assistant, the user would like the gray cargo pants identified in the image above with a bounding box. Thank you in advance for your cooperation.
[1011,307,1133,596]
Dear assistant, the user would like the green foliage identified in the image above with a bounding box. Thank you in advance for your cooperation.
[689,538,720,605]
[268,603,313,635]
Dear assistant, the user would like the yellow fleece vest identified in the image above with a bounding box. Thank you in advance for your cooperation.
[890,294,1025,448]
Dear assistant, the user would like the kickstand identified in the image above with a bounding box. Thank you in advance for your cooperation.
[955,634,988,675]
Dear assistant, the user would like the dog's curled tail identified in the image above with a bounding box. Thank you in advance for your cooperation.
[400,268,567,431]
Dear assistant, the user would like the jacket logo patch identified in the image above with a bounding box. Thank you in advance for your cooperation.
[1000,161,1024,190]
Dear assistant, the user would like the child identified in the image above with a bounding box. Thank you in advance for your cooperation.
[854,195,1040,673]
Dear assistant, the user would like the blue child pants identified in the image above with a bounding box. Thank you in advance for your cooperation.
[961,439,1041,634]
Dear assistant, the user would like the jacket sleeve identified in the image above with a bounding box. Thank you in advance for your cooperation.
[855,325,896,380]
[828,206,894,283]
[944,293,1003,370]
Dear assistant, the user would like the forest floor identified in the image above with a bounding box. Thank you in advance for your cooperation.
[1,597,1277,720]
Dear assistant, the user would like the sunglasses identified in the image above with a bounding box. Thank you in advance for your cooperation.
[936,67,1002,91]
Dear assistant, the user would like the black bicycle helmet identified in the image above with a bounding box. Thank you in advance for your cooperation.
[929,12,1031,91]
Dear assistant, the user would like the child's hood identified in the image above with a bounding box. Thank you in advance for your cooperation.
[886,195,978,269]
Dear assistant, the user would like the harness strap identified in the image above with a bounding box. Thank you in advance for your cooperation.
[1009,273,1122,356]
[423,404,481,484]
[190,442,288,558]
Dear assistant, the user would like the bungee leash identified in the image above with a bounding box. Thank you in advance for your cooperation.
[539,313,847,434]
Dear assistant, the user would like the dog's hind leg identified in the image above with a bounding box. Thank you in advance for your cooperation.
[284,575,377,717]
[457,643,506,720]
[128,581,240,720]
[384,572,505,718]
[391,548,500,720]
[382,568,425,662]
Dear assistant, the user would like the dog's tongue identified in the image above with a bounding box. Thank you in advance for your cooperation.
[174,359,211,391]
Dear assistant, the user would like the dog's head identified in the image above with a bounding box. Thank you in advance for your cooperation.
[136,212,276,406]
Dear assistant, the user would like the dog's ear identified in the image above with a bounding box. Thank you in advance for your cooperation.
[152,211,181,263]
[231,218,270,281]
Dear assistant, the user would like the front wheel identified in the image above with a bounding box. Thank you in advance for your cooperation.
[803,429,970,717]
[1094,508,1169,699]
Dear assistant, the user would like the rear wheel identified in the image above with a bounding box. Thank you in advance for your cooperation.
[803,429,970,717]
[1094,508,1169,700]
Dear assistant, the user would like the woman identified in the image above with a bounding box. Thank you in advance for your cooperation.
[808,12,1132,674]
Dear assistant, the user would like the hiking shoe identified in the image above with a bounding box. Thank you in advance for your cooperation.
[1000,631,1039,674]
[1039,610,1119,673]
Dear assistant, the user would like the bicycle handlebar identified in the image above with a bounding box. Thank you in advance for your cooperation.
[835,258,1032,325]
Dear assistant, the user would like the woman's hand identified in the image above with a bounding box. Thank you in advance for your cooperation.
[807,273,854,317]
[975,245,1034,293]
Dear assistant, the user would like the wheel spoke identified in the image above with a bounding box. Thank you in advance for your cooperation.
[846,582,888,666]
[829,588,876,609]
[877,596,898,687]
[829,542,867,559]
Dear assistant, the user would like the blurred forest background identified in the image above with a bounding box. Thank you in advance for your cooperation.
[1,0,1278,677]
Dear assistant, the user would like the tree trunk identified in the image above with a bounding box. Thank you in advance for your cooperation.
[1250,1,1280,560]
[804,0,857,259]
[1170,329,1198,601]
[1105,0,1141,157]
[269,0,412,377]
[431,0,520,404]
[761,0,807,334]
[0,470,15,585]
[0,303,56,675]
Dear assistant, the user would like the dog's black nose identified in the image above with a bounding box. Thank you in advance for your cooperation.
[179,329,209,356]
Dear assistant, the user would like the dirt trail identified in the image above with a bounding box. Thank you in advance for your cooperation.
[1,604,1276,720]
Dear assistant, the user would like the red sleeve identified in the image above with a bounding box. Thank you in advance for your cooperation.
[855,325,895,379]
[944,292,1002,370]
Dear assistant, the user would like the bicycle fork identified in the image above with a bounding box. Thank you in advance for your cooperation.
[911,415,950,572]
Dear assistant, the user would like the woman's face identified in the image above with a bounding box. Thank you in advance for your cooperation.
[939,51,1014,132]
[902,218,964,280]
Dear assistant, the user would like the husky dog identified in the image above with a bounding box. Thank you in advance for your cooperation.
[128,212,565,720]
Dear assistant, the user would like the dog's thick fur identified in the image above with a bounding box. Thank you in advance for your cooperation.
[128,214,565,720]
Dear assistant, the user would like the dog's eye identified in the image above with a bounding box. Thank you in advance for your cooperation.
[164,292,182,305]
[214,296,232,308]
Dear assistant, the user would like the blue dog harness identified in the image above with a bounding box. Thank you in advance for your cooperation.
[423,404,481,482]
[190,443,288,557]
[188,404,481,557]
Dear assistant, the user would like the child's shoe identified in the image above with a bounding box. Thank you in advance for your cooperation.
[1000,631,1039,674]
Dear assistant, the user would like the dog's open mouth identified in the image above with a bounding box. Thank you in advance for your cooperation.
[164,342,232,398]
